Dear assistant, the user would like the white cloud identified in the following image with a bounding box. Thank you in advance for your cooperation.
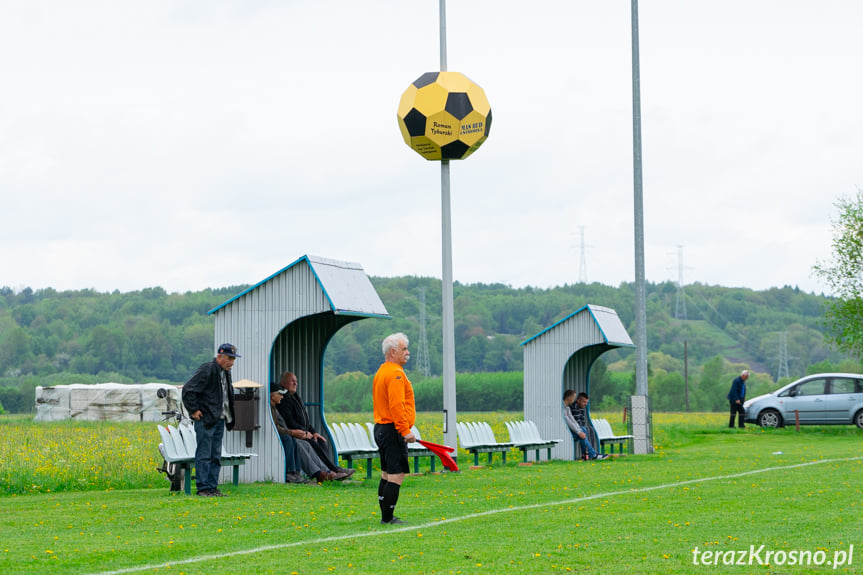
[1,1,861,295]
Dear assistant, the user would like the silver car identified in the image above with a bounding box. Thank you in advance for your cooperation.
[744,373,863,428]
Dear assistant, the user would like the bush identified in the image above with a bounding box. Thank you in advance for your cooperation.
[0,387,30,414]
[413,372,522,411]
[325,371,373,412]
[326,371,524,412]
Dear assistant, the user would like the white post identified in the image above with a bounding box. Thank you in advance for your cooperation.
[630,0,653,453]
[439,0,458,451]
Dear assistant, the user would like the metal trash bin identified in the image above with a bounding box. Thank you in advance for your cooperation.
[232,380,263,447]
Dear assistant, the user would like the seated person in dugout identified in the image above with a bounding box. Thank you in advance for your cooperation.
[563,389,608,461]
[276,371,354,480]
[269,382,310,484]
[271,381,349,483]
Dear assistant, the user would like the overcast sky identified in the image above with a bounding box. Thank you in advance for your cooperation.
[2,1,861,296]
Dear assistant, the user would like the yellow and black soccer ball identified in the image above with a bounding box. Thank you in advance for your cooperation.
[397,71,492,161]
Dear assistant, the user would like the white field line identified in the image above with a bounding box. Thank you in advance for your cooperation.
[91,455,862,575]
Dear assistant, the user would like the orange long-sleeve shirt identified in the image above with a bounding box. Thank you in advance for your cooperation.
[372,361,416,438]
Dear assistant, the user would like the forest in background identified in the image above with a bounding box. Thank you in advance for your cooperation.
[0,278,859,413]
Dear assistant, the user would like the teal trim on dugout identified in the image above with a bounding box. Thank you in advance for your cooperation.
[207,254,390,319]
[519,304,636,348]
[207,255,308,315]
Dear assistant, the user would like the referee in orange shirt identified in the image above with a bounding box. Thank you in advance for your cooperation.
[372,332,416,525]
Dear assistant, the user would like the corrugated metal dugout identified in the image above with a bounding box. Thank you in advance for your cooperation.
[521,304,634,461]
[208,255,389,484]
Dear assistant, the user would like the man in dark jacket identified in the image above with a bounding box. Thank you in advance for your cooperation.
[727,369,749,429]
[276,371,354,479]
[182,343,239,496]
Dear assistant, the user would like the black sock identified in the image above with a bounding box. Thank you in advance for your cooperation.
[378,479,388,515]
[381,481,401,522]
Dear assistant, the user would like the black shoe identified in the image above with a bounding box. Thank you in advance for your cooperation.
[212,488,227,497]
[594,454,609,460]
[381,517,406,525]
[196,489,216,497]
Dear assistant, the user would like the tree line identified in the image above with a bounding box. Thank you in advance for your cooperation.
[0,278,858,413]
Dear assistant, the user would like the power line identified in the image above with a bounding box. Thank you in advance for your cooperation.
[773,331,795,380]
[578,226,588,283]
[687,290,761,353]
[571,226,593,283]
[668,245,693,320]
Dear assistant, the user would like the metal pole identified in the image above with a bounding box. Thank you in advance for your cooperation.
[684,340,689,412]
[441,161,456,450]
[439,0,447,72]
[439,0,457,451]
[631,0,653,453]
[631,0,647,397]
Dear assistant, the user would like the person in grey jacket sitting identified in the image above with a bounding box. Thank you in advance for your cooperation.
[563,389,607,461]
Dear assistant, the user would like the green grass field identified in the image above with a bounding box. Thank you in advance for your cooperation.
[1,413,861,574]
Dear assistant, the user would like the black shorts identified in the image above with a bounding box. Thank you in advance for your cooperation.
[374,423,409,475]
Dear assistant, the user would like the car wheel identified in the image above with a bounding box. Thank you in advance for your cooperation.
[855,410,863,429]
[758,409,782,428]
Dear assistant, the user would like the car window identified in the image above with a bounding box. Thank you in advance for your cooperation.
[830,378,861,394]
[795,380,826,396]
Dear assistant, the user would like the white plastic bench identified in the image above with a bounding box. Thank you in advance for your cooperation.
[157,424,195,493]
[457,421,512,466]
[592,418,632,454]
[327,422,378,478]
[157,424,254,494]
[505,420,560,462]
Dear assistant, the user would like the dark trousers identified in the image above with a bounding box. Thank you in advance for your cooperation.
[306,436,339,471]
[194,418,224,492]
[729,401,745,428]
[279,434,302,477]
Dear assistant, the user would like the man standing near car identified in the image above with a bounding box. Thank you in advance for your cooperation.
[727,369,749,429]
[182,343,239,496]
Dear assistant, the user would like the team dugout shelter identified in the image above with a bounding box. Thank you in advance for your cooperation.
[209,255,390,484]
[521,304,635,461]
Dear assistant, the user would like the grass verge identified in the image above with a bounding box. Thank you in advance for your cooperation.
[1,413,861,574]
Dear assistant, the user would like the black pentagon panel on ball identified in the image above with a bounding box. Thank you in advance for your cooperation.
[441,140,470,160]
[413,72,440,89]
[484,109,493,137]
[444,92,473,121]
[403,109,427,138]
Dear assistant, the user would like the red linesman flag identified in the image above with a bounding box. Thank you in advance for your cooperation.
[417,440,459,472]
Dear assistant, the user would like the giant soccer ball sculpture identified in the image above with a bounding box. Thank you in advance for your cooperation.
[398,71,492,161]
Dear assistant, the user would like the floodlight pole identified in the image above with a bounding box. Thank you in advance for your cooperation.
[631,0,646,396]
[631,0,653,453]
[439,0,458,451]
